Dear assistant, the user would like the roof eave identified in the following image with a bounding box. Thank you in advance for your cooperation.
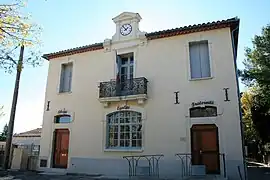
[43,17,240,61]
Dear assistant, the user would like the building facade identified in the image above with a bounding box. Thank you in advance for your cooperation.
[39,12,244,179]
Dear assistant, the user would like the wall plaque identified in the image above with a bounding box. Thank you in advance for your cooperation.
[191,101,214,107]
[117,105,130,110]
[58,109,68,114]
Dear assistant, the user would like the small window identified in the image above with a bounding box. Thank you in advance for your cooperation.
[40,159,47,167]
[55,115,71,123]
[106,111,142,149]
[189,41,211,79]
[59,63,73,93]
[190,106,217,118]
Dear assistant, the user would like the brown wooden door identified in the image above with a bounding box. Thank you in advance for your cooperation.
[53,129,69,168]
[191,124,220,174]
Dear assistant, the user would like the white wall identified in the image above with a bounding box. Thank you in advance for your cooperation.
[39,27,243,179]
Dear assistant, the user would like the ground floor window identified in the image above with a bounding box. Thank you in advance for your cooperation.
[107,111,142,149]
[190,106,217,117]
[54,114,71,123]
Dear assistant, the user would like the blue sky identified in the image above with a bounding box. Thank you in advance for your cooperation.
[0,0,269,133]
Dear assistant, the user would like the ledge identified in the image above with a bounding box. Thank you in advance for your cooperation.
[99,94,147,107]
[104,148,143,152]
[189,76,213,81]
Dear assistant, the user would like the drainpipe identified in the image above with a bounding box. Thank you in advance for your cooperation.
[231,22,248,180]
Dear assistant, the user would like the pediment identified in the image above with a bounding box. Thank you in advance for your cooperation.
[113,12,142,23]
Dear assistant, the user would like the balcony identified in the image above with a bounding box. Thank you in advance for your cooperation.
[99,77,148,106]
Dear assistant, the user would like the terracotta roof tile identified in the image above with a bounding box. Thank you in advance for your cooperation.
[42,17,239,60]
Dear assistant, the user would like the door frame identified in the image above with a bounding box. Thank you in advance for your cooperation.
[190,124,220,174]
[52,128,70,169]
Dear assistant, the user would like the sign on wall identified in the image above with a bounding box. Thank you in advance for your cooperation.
[117,104,130,111]
[57,108,68,114]
[191,101,214,107]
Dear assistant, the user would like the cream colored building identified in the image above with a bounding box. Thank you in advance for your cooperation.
[39,12,245,179]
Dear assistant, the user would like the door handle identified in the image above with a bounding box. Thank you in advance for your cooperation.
[199,150,203,154]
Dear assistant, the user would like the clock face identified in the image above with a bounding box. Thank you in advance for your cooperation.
[120,24,132,36]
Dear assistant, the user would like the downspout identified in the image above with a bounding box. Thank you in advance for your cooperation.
[231,23,248,180]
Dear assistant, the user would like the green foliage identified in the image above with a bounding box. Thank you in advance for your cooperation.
[241,24,270,98]
[0,0,42,73]
[241,90,260,143]
[240,24,270,145]
[0,124,8,141]
[0,105,4,117]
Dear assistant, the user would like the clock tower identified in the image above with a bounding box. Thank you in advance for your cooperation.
[103,12,147,52]
[111,12,144,42]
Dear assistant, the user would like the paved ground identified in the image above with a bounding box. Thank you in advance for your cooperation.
[0,166,269,180]
[0,171,117,180]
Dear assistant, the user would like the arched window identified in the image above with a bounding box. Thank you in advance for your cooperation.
[107,111,142,149]
[190,106,217,118]
[54,115,71,123]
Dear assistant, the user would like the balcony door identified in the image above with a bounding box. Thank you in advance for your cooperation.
[120,53,134,95]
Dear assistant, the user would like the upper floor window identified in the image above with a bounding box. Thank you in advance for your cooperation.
[55,115,71,123]
[59,63,73,93]
[116,53,134,95]
[119,53,134,82]
[190,106,217,118]
[106,110,142,149]
[189,41,211,79]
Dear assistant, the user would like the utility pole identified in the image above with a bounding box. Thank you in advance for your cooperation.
[3,45,24,169]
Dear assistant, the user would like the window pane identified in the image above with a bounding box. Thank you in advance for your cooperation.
[190,106,217,117]
[120,133,125,139]
[108,133,118,147]
[130,56,134,64]
[55,115,71,123]
[130,66,133,75]
[200,42,210,78]
[121,67,127,75]
[121,58,128,64]
[137,140,142,147]
[125,140,130,147]
[137,132,142,139]
[120,140,125,147]
[189,43,202,79]
[132,140,137,147]
[132,133,137,139]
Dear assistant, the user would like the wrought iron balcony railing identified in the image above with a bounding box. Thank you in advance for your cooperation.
[99,77,148,98]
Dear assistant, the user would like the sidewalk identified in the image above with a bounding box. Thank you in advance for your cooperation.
[247,161,270,167]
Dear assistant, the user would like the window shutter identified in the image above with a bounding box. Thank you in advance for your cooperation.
[189,43,202,79]
[59,65,65,92]
[68,64,73,91]
[63,65,69,92]
[200,42,211,78]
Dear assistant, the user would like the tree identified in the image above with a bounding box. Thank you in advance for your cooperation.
[240,25,270,98]
[241,90,259,143]
[241,88,270,163]
[0,0,42,73]
[0,124,8,141]
[0,105,4,117]
[240,24,270,143]
[0,0,42,169]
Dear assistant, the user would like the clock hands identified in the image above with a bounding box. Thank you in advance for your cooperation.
[120,24,132,36]
[123,25,129,31]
